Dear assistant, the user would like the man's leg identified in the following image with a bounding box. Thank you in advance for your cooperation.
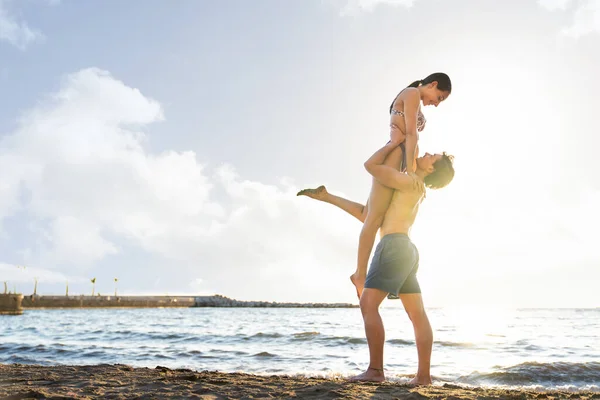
[399,293,433,386]
[349,287,389,382]
[297,186,368,223]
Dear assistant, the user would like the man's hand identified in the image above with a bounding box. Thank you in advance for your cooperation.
[389,136,402,147]
[390,125,405,144]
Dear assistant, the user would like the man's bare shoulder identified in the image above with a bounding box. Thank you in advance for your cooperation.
[391,186,426,204]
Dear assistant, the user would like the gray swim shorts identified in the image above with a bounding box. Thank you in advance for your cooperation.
[364,233,421,296]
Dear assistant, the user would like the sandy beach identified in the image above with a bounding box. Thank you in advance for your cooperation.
[0,364,597,400]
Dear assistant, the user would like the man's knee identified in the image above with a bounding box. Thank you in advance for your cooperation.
[405,305,426,322]
[359,293,381,316]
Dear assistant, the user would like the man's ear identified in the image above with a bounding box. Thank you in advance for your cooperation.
[427,165,435,174]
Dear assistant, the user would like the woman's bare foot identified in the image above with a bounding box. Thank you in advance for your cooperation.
[296,185,328,201]
[407,375,432,387]
[348,367,385,382]
[349,272,366,300]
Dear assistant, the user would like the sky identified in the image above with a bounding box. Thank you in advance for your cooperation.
[0,0,598,308]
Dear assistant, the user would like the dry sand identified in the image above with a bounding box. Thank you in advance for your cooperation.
[1,364,598,399]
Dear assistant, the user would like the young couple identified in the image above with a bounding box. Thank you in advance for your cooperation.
[298,72,455,384]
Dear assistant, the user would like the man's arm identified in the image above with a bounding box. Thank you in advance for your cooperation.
[364,141,419,191]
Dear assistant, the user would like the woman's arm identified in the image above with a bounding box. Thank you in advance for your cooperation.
[399,89,421,174]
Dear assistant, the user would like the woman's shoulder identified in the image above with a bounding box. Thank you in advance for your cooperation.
[392,87,419,106]
[400,87,420,98]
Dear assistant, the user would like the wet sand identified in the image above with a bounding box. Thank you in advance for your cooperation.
[0,364,598,399]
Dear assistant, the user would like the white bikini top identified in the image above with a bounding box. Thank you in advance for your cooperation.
[389,88,427,132]
[390,108,427,132]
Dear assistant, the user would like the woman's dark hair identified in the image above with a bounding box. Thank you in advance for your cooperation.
[424,153,455,189]
[389,72,452,113]
[407,72,452,93]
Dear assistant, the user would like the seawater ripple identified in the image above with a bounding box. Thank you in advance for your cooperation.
[0,307,598,392]
[458,361,600,386]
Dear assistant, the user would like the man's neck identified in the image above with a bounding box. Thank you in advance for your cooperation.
[415,168,427,180]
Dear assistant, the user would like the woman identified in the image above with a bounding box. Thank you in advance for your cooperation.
[298,72,452,299]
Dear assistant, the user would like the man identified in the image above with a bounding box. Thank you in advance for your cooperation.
[297,139,455,384]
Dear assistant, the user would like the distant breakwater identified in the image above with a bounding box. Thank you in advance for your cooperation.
[21,295,194,309]
[193,295,357,308]
[0,293,23,315]
[14,294,357,309]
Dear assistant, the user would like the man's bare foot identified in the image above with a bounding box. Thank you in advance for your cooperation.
[349,272,366,300]
[348,367,385,382]
[407,375,432,387]
[296,185,328,201]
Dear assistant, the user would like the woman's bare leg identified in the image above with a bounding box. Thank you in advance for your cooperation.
[297,145,405,299]
[297,186,368,223]
[350,146,404,299]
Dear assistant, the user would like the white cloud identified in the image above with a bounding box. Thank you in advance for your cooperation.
[0,0,44,50]
[0,263,74,285]
[5,66,596,307]
[538,0,574,11]
[539,0,600,37]
[0,67,361,302]
[340,0,415,16]
[562,0,600,37]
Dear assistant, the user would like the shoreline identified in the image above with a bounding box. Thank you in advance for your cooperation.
[0,364,597,399]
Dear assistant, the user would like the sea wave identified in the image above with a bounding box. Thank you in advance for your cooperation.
[458,361,600,387]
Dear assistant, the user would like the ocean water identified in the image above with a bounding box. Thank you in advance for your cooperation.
[0,307,598,392]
